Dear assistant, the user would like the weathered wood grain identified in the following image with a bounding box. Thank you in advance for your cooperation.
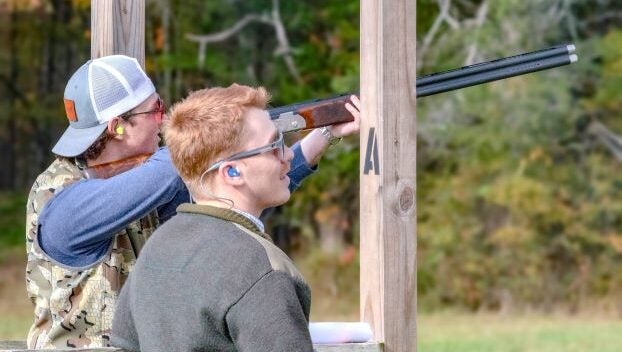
[360,0,417,351]
[91,0,145,66]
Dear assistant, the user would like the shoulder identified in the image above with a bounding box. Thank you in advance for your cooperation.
[28,158,83,214]
[233,224,305,282]
[141,213,281,274]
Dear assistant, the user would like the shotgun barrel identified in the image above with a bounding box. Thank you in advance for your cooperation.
[417,53,578,97]
[270,44,578,133]
[416,44,575,87]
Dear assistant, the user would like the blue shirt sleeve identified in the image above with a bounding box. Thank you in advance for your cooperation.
[157,188,191,223]
[287,141,317,193]
[38,147,189,267]
[38,142,315,268]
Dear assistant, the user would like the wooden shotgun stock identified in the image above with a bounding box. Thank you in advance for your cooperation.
[270,44,578,133]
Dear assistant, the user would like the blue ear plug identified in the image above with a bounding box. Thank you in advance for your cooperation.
[228,167,240,177]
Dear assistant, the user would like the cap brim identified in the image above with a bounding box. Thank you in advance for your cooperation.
[52,123,108,157]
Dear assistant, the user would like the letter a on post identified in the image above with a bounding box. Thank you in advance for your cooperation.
[363,127,380,175]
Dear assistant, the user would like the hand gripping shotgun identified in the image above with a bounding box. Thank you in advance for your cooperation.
[270,44,578,133]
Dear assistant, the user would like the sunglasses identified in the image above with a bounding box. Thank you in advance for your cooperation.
[205,131,285,173]
[120,97,166,123]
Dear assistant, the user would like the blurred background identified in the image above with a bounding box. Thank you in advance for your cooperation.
[1,0,622,350]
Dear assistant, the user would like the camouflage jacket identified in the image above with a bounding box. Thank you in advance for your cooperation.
[25,158,159,349]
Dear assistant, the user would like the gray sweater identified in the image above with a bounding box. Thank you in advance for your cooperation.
[111,204,313,352]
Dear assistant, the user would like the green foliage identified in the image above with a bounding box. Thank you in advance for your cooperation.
[583,30,622,128]
[416,0,622,311]
[298,248,360,321]
[148,0,359,104]
[0,193,26,249]
[3,0,622,315]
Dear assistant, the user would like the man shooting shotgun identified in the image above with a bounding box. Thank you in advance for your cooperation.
[270,44,578,134]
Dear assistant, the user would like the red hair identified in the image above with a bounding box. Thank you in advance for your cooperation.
[164,84,270,184]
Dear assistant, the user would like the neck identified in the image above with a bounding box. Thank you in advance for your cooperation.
[84,153,153,179]
[195,197,263,219]
[231,208,265,233]
[193,180,264,218]
[197,200,264,231]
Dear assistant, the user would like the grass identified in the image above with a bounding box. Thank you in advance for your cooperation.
[4,302,622,351]
[282,250,622,351]
[0,249,31,341]
[2,247,622,351]
[0,192,29,340]
[418,311,622,352]
[2,192,621,350]
[0,316,31,341]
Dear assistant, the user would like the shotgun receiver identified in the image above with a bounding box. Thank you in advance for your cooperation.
[270,44,578,133]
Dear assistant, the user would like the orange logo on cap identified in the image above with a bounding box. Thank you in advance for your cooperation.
[64,98,77,122]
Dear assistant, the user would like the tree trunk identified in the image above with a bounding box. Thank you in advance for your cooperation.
[6,8,17,190]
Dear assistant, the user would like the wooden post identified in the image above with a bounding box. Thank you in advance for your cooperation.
[91,0,145,66]
[360,0,417,351]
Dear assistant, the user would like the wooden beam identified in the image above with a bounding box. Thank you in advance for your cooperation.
[0,341,382,352]
[91,0,145,66]
[359,0,417,351]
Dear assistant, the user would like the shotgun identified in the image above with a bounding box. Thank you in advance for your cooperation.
[270,44,578,133]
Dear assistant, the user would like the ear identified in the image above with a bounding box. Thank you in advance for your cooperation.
[219,162,244,186]
[108,119,124,138]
